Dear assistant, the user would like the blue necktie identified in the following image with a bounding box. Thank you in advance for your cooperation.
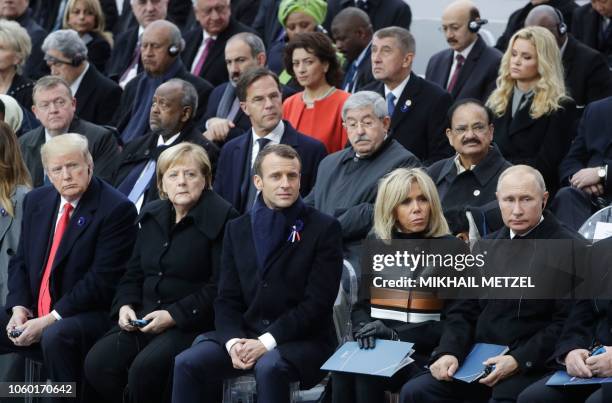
[386,93,396,116]
[343,61,358,92]
[127,159,156,203]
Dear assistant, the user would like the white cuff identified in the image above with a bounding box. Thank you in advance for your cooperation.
[258,332,277,351]
[226,338,241,354]
[51,310,62,321]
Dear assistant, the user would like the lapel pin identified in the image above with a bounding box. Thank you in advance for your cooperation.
[287,219,304,243]
[77,216,86,227]
[0,208,6,217]
[400,99,412,112]
[473,189,481,196]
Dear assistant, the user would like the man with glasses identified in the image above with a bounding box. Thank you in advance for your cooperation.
[425,0,501,103]
[427,98,510,237]
[19,75,119,187]
[304,90,419,274]
[182,0,254,87]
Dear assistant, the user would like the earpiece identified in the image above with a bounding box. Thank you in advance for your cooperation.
[71,53,85,67]
[168,45,180,57]
[553,8,567,36]
[468,19,488,33]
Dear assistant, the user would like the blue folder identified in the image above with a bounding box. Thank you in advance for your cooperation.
[453,343,509,383]
[321,340,415,377]
[546,370,612,386]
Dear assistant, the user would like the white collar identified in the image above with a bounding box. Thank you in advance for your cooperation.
[251,120,284,143]
[510,215,544,239]
[70,62,90,96]
[560,36,569,56]
[59,196,80,213]
[353,41,371,66]
[202,31,218,42]
[454,37,477,60]
[384,73,411,102]
[157,132,181,146]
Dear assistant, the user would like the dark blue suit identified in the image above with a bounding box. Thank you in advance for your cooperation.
[172,204,343,403]
[0,177,137,392]
[551,96,612,230]
[425,35,502,102]
[213,121,327,213]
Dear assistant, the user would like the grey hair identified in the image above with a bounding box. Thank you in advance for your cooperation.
[341,91,388,120]
[0,20,31,75]
[164,78,199,114]
[496,165,547,193]
[41,132,93,171]
[33,76,73,103]
[373,26,415,54]
[227,32,266,57]
[41,29,88,60]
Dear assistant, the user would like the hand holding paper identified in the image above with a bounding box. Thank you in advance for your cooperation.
[586,346,612,377]
[479,355,518,387]
[430,355,459,381]
[565,349,592,378]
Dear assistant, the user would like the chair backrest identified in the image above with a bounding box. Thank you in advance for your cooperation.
[578,206,612,242]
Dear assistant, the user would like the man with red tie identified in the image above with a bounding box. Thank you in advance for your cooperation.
[0,133,137,400]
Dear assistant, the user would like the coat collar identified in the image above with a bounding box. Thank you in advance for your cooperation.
[437,145,509,188]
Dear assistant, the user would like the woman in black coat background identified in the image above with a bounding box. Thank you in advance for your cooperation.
[84,143,238,403]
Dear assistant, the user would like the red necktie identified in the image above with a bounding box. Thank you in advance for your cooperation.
[447,54,465,93]
[38,203,73,317]
[192,38,214,76]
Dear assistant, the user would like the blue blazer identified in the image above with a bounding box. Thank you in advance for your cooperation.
[214,205,343,388]
[213,121,327,213]
[425,35,502,102]
[6,177,138,318]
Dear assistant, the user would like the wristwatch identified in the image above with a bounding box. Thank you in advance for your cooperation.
[598,165,608,182]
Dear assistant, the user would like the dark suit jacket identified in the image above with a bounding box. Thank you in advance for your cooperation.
[111,192,237,331]
[563,35,612,108]
[323,0,412,32]
[493,96,577,194]
[231,0,261,26]
[111,123,220,207]
[214,203,343,388]
[572,3,612,61]
[213,121,327,213]
[425,35,502,102]
[84,31,111,74]
[364,75,454,165]
[559,96,612,190]
[181,19,255,87]
[19,117,119,187]
[5,177,137,318]
[495,0,578,53]
[253,0,282,47]
[15,9,47,79]
[106,26,140,82]
[113,61,214,136]
[75,64,122,126]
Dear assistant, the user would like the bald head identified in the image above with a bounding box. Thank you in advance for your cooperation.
[525,5,566,46]
[441,0,480,52]
[331,7,373,61]
[141,20,183,76]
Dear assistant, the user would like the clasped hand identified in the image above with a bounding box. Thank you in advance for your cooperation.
[229,339,268,370]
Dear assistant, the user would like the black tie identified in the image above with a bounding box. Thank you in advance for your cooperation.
[246,138,272,210]
[256,138,271,157]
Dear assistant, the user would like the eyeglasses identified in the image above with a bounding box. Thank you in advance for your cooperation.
[47,162,84,178]
[344,118,379,131]
[36,97,69,111]
[439,24,464,34]
[134,0,163,5]
[44,54,74,67]
[451,123,489,136]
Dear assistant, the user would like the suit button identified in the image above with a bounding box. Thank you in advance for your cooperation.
[262,319,270,326]
[192,309,198,315]
[163,242,169,247]
[144,149,150,156]
[157,299,161,304]
[525,361,533,368]
[6,248,14,256]
[473,189,481,196]
[158,272,163,276]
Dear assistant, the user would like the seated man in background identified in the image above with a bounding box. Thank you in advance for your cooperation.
[0,133,137,401]
[172,144,343,403]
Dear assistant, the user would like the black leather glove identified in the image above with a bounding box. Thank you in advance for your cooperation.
[354,320,396,349]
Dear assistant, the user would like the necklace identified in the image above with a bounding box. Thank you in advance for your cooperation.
[302,86,336,107]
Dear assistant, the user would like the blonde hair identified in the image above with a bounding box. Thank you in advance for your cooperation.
[373,168,449,239]
[0,121,30,216]
[40,132,93,173]
[63,0,113,46]
[486,26,569,119]
[0,20,31,75]
[156,143,212,199]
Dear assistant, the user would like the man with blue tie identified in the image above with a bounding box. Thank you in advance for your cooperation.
[173,143,343,403]
[213,67,326,213]
[0,133,137,401]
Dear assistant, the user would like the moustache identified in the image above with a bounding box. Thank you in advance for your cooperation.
[462,138,481,145]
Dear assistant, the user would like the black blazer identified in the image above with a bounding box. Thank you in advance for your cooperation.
[113,61,214,137]
[425,35,502,102]
[214,204,343,388]
[83,31,111,74]
[6,177,137,317]
[15,9,47,79]
[563,34,612,108]
[111,192,238,331]
[364,75,454,165]
[495,0,578,53]
[105,26,140,82]
[181,19,255,87]
[213,121,327,213]
[323,0,412,32]
[492,96,577,194]
[559,96,612,190]
[111,124,220,207]
[572,3,612,61]
[252,0,282,47]
[19,117,119,187]
[7,74,34,111]
[75,64,122,126]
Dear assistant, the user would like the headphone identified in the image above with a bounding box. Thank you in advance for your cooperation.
[71,53,86,67]
[553,8,568,36]
[168,45,180,57]
[468,18,488,33]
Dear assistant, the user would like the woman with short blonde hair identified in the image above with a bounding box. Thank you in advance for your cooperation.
[0,20,34,111]
[485,26,577,194]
